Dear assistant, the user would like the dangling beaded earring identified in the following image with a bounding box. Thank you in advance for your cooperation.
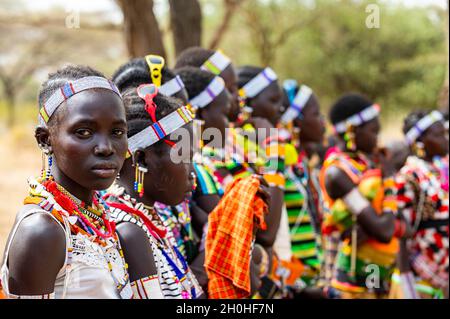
[40,147,52,180]
[344,124,356,152]
[134,164,148,198]
[413,141,426,158]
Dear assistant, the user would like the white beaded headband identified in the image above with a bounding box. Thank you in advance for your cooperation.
[127,104,194,154]
[405,110,444,145]
[200,51,231,75]
[281,85,313,124]
[189,76,225,109]
[159,75,185,97]
[39,76,121,126]
[239,67,278,99]
[334,104,381,134]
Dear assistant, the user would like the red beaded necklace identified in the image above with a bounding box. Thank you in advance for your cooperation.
[43,179,116,241]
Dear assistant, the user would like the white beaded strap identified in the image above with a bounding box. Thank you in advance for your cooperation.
[281,85,313,124]
[39,76,122,126]
[200,50,231,75]
[405,110,444,145]
[239,67,278,99]
[8,292,56,299]
[128,105,194,153]
[334,104,380,134]
[159,75,185,97]
[189,76,225,109]
[131,275,164,299]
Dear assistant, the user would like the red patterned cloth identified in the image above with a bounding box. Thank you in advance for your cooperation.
[205,175,268,299]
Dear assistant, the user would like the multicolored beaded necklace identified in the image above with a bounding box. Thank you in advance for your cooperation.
[25,177,131,297]
[106,192,197,299]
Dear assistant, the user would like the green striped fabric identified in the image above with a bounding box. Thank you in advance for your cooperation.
[284,176,321,272]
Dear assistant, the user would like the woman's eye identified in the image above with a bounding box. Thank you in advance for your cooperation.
[75,129,92,138]
[113,129,125,137]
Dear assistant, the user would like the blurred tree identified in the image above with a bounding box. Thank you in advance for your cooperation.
[169,0,202,56]
[0,30,66,127]
[438,0,448,109]
[116,0,166,58]
[240,0,319,65]
[208,0,247,50]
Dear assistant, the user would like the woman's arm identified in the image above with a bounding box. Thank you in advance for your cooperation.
[325,166,395,243]
[116,222,158,282]
[7,213,66,296]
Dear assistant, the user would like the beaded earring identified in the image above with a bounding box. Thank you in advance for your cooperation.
[344,124,356,152]
[40,147,52,179]
[134,164,148,198]
[413,141,426,158]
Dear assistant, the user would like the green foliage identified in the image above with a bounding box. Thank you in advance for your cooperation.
[213,0,447,115]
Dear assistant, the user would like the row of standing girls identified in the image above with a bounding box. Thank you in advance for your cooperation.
[0,47,448,299]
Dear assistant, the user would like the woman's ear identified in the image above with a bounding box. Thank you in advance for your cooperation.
[35,126,52,154]
[132,149,147,168]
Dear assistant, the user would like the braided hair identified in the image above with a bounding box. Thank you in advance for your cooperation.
[112,58,177,93]
[38,64,107,127]
[174,47,216,69]
[176,66,216,105]
[122,88,182,155]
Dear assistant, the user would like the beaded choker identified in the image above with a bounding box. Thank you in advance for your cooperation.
[405,110,444,145]
[281,84,313,124]
[333,104,380,134]
[189,76,226,109]
[239,67,278,99]
[200,50,231,75]
[39,76,121,127]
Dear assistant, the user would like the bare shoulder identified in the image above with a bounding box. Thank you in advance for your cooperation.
[7,205,66,295]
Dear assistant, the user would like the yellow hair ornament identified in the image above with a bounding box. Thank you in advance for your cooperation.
[145,54,165,87]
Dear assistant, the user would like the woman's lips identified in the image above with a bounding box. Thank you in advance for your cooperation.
[91,163,118,178]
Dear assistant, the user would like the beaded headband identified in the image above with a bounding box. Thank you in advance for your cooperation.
[127,84,194,156]
[239,67,278,99]
[405,110,444,145]
[39,76,121,126]
[200,50,231,75]
[159,75,185,97]
[333,104,381,134]
[280,85,313,124]
[189,76,226,109]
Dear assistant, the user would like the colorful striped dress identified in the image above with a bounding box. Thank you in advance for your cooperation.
[285,161,322,282]
[319,150,399,297]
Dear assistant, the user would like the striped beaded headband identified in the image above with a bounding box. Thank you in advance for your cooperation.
[405,110,444,145]
[127,84,194,156]
[333,103,381,134]
[239,67,278,99]
[200,50,231,75]
[39,76,121,126]
[159,75,185,97]
[280,85,313,124]
[189,76,226,109]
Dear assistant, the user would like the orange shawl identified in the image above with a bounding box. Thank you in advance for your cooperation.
[205,175,268,299]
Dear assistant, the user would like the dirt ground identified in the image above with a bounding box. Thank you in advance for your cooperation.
[0,127,40,258]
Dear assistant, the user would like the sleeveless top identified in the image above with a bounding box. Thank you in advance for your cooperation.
[1,205,131,299]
